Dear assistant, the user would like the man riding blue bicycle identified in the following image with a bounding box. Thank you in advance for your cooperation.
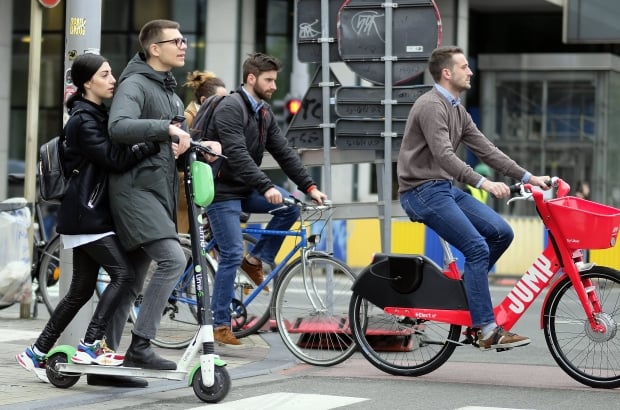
[204,52,326,346]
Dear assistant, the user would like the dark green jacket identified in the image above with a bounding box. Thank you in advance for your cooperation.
[108,52,185,250]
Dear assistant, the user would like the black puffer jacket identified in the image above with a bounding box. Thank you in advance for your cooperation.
[206,87,315,201]
[56,98,158,235]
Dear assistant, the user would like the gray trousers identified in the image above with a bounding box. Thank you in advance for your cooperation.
[104,237,186,349]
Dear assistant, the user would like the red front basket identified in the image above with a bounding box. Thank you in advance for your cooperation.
[546,196,620,249]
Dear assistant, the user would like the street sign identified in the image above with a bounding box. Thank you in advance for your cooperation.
[337,0,442,85]
[335,85,432,119]
[297,0,343,63]
[335,118,406,150]
[285,66,342,148]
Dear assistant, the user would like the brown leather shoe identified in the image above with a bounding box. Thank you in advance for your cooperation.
[214,326,242,346]
[477,326,530,350]
[241,257,269,292]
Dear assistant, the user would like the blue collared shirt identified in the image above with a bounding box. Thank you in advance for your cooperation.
[434,84,461,106]
[240,86,264,119]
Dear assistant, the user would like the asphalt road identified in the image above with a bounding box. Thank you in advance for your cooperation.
[3,286,620,410]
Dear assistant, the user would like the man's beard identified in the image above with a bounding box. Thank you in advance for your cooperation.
[255,87,273,101]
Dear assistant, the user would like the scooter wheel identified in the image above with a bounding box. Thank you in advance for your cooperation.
[192,365,231,403]
[46,352,80,388]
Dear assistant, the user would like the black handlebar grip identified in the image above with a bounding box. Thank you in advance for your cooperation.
[508,183,522,194]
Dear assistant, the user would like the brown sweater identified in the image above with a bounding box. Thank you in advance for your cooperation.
[397,87,527,193]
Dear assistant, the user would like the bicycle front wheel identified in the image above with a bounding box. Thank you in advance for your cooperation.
[349,291,460,376]
[274,254,357,366]
[543,266,620,388]
[37,234,62,315]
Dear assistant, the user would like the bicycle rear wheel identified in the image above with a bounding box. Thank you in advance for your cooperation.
[229,233,268,338]
[349,291,460,376]
[274,254,357,366]
[543,266,620,389]
[37,234,62,315]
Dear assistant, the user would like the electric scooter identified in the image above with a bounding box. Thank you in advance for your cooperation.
[44,141,231,403]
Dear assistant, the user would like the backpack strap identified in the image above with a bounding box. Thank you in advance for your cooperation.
[62,108,99,172]
[229,92,249,127]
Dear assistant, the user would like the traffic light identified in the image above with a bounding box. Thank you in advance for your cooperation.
[285,97,302,123]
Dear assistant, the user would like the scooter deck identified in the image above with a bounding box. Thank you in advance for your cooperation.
[54,362,187,381]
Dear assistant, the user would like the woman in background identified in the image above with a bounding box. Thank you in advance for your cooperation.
[177,70,227,233]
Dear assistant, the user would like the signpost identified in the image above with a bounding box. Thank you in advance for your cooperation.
[58,0,102,345]
[291,0,441,252]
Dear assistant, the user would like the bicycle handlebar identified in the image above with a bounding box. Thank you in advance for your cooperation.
[507,177,565,206]
[278,196,333,212]
[188,140,227,159]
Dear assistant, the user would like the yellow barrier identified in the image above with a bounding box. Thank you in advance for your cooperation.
[271,217,620,274]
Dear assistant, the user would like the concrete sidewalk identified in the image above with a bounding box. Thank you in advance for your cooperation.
[0,301,289,409]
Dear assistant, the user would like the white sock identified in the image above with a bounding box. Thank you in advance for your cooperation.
[482,322,498,339]
[32,345,46,357]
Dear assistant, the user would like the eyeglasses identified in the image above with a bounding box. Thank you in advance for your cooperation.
[155,37,188,48]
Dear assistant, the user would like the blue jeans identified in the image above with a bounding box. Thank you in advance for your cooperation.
[400,180,514,328]
[207,186,299,327]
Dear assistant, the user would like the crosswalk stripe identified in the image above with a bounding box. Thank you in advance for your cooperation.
[188,392,369,410]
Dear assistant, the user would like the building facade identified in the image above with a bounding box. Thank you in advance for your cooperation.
[2,0,620,212]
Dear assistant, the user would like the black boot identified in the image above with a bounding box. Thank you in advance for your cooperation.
[86,374,148,388]
[122,332,177,370]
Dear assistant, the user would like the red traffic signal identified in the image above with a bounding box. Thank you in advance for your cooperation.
[285,98,302,116]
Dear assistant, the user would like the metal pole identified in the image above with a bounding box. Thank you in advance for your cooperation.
[21,0,44,318]
[382,2,394,253]
[59,0,102,345]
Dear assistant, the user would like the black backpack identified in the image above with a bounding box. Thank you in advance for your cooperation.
[188,93,247,178]
[38,135,67,202]
[189,92,247,142]
[38,109,86,202]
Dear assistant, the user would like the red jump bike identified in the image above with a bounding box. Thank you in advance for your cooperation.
[349,177,620,388]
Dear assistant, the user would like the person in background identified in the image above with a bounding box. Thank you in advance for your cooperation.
[177,71,228,234]
[574,180,590,200]
[205,52,327,346]
[16,53,159,388]
[464,163,491,204]
[106,19,221,371]
[183,70,227,126]
[397,45,551,351]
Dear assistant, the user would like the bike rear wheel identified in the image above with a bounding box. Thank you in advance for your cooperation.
[274,254,357,366]
[543,266,620,389]
[229,233,269,338]
[37,234,62,315]
[349,291,460,376]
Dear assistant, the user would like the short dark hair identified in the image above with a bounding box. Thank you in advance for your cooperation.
[428,46,464,82]
[138,19,180,56]
[242,52,282,83]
